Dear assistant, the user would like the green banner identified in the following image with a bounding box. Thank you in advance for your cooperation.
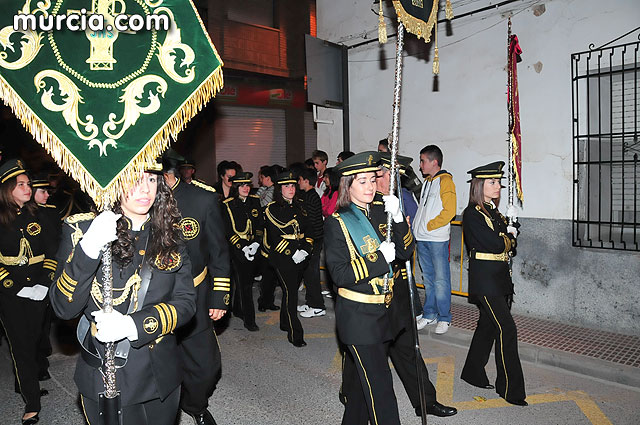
[392,0,438,43]
[0,0,223,207]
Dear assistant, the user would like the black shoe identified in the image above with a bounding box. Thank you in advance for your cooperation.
[291,340,307,347]
[461,376,494,390]
[258,304,280,312]
[244,323,259,332]
[22,413,39,425]
[189,410,217,425]
[39,389,48,396]
[416,402,458,417]
[38,371,51,381]
[506,399,528,406]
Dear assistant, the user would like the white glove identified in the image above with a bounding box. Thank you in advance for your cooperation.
[80,211,121,259]
[242,245,255,262]
[16,286,34,299]
[30,284,49,301]
[291,249,309,264]
[507,226,518,237]
[383,195,403,224]
[247,242,260,255]
[91,310,138,343]
[506,205,519,222]
[379,241,396,263]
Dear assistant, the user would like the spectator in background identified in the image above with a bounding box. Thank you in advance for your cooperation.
[378,138,389,153]
[288,162,307,180]
[336,151,355,164]
[414,145,456,335]
[321,167,339,218]
[256,165,276,207]
[214,161,242,200]
[312,150,328,197]
[297,168,326,318]
[304,158,315,170]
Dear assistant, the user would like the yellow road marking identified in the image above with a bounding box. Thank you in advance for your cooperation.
[256,310,280,325]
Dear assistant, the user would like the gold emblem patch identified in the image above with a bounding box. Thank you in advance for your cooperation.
[3,279,13,288]
[223,294,230,305]
[143,317,159,334]
[26,222,41,236]
[179,217,200,240]
[251,208,259,218]
[367,252,378,262]
[154,252,181,271]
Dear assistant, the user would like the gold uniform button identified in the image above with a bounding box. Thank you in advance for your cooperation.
[26,277,31,281]
[139,250,145,256]
[149,344,154,350]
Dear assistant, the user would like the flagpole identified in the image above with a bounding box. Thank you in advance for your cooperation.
[507,18,514,225]
[99,201,121,425]
[385,21,428,425]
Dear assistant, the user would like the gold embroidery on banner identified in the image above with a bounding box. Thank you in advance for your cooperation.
[0,0,48,70]
[412,0,424,7]
[155,7,196,84]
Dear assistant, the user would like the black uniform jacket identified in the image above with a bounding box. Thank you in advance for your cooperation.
[222,195,264,264]
[324,202,414,345]
[50,214,196,405]
[264,200,313,270]
[0,207,57,296]
[463,203,517,298]
[37,203,62,256]
[171,179,231,335]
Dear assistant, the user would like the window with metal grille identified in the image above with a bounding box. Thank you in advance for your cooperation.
[572,37,639,251]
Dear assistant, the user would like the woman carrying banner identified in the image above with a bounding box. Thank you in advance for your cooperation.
[222,172,263,332]
[0,159,57,425]
[324,151,414,425]
[264,171,313,347]
[49,163,196,425]
[459,161,527,406]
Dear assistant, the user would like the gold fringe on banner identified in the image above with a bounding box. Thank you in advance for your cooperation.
[392,0,438,43]
[0,67,224,210]
[378,0,388,44]
[445,0,454,20]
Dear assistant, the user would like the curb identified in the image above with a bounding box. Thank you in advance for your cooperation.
[419,325,640,390]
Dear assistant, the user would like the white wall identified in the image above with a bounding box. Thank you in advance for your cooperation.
[317,0,640,219]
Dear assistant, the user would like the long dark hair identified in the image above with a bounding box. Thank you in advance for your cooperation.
[274,183,302,208]
[0,175,37,227]
[112,175,182,267]
[467,178,500,216]
[335,175,355,210]
[323,168,339,197]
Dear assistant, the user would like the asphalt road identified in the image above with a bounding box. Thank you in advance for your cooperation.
[1,289,639,425]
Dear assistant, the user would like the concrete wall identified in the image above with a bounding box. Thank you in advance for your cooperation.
[316,0,640,334]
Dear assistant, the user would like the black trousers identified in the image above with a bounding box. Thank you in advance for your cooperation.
[342,342,400,425]
[389,327,437,408]
[274,266,304,344]
[81,386,180,425]
[461,295,526,402]
[0,295,46,413]
[37,303,53,375]
[231,258,258,327]
[302,240,325,309]
[257,256,278,308]
[179,328,222,415]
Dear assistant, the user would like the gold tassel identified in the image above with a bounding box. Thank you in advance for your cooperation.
[446,0,454,20]
[378,1,387,44]
[432,20,439,75]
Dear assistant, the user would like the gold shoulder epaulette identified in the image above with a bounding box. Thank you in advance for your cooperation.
[372,201,384,205]
[249,194,259,198]
[192,180,216,193]
[223,197,234,204]
[65,212,96,224]
[39,203,57,209]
